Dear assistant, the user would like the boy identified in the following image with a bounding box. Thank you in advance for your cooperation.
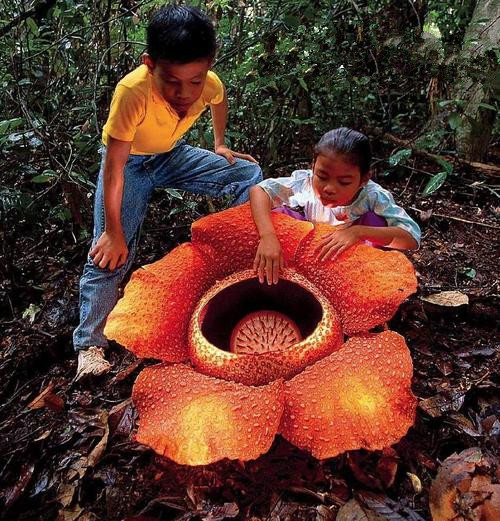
[74,5,262,380]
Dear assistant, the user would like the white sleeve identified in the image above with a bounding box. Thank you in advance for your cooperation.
[258,170,310,208]
[371,188,421,245]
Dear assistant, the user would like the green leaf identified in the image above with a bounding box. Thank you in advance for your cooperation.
[267,80,278,91]
[164,188,183,200]
[388,149,412,166]
[458,267,476,279]
[448,112,462,130]
[422,171,447,196]
[283,15,300,28]
[54,206,71,222]
[298,77,308,92]
[0,187,32,213]
[32,170,57,183]
[0,118,23,135]
[22,303,41,324]
[435,157,453,174]
[26,17,39,36]
[478,103,497,112]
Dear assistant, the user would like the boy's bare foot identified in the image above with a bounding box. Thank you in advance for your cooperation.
[75,346,111,381]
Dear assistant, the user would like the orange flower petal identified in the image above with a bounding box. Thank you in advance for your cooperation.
[296,223,417,334]
[280,331,416,459]
[191,203,312,276]
[189,269,343,386]
[133,364,284,465]
[104,243,217,361]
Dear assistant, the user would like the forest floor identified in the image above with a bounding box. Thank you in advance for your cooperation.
[0,146,498,521]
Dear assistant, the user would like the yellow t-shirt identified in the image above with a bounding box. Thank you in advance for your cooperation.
[102,65,224,155]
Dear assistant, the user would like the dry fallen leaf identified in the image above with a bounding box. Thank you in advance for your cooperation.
[336,499,379,521]
[376,448,399,489]
[3,462,35,509]
[406,473,422,494]
[418,389,466,418]
[421,291,469,308]
[27,382,64,412]
[357,491,426,520]
[87,411,109,468]
[429,447,500,521]
[316,504,335,521]
[56,482,76,508]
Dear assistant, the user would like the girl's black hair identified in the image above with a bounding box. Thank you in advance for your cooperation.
[147,6,217,63]
[314,127,372,176]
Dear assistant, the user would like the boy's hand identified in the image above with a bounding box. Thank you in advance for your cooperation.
[315,226,361,262]
[90,231,128,271]
[253,233,284,285]
[215,145,258,165]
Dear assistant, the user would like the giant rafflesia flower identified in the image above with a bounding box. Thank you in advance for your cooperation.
[104,203,418,466]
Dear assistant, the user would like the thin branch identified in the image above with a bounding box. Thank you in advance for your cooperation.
[23,0,154,61]
[410,207,500,230]
[0,0,57,38]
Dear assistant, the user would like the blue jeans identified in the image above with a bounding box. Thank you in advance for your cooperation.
[73,141,262,350]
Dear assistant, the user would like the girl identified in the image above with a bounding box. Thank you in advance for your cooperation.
[250,127,420,285]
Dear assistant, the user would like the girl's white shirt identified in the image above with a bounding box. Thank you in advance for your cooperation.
[258,169,421,245]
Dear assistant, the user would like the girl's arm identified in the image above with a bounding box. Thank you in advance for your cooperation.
[250,185,284,285]
[315,224,417,262]
[355,225,418,250]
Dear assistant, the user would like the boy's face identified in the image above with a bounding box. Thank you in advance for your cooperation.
[143,55,211,115]
[312,153,369,208]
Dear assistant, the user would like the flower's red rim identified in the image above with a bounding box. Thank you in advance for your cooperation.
[188,268,344,385]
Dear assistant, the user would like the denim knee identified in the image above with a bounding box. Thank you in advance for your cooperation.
[230,162,262,205]
[249,163,263,185]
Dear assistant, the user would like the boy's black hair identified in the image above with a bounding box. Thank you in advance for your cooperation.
[147,5,217,63]
[314,127,372,176]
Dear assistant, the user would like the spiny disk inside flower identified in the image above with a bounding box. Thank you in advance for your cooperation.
[230,310,302,354]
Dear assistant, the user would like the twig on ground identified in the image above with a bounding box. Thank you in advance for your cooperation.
[410,206,500,230]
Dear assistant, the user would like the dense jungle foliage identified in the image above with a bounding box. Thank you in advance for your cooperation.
[1,1,498,254]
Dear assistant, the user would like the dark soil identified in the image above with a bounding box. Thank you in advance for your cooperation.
[0,151,498,521]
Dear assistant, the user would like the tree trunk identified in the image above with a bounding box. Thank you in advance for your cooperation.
[454,0,499,161]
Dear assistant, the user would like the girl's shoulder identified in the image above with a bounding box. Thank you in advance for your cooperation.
[289,169,313,182]
[362,180,396,202]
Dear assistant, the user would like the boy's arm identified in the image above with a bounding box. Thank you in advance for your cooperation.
[89,137,131,271]
[250,185,284,285]
[210,88,257,164]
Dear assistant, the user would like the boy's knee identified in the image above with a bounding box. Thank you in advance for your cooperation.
[240,161,262,184]
[252,166,263,183]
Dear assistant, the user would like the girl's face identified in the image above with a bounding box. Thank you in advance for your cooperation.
[312,153,369,208]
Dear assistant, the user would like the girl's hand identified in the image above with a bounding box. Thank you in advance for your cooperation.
[315,226,361,262]
[253,233,284,285]
[90,231,128,271]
